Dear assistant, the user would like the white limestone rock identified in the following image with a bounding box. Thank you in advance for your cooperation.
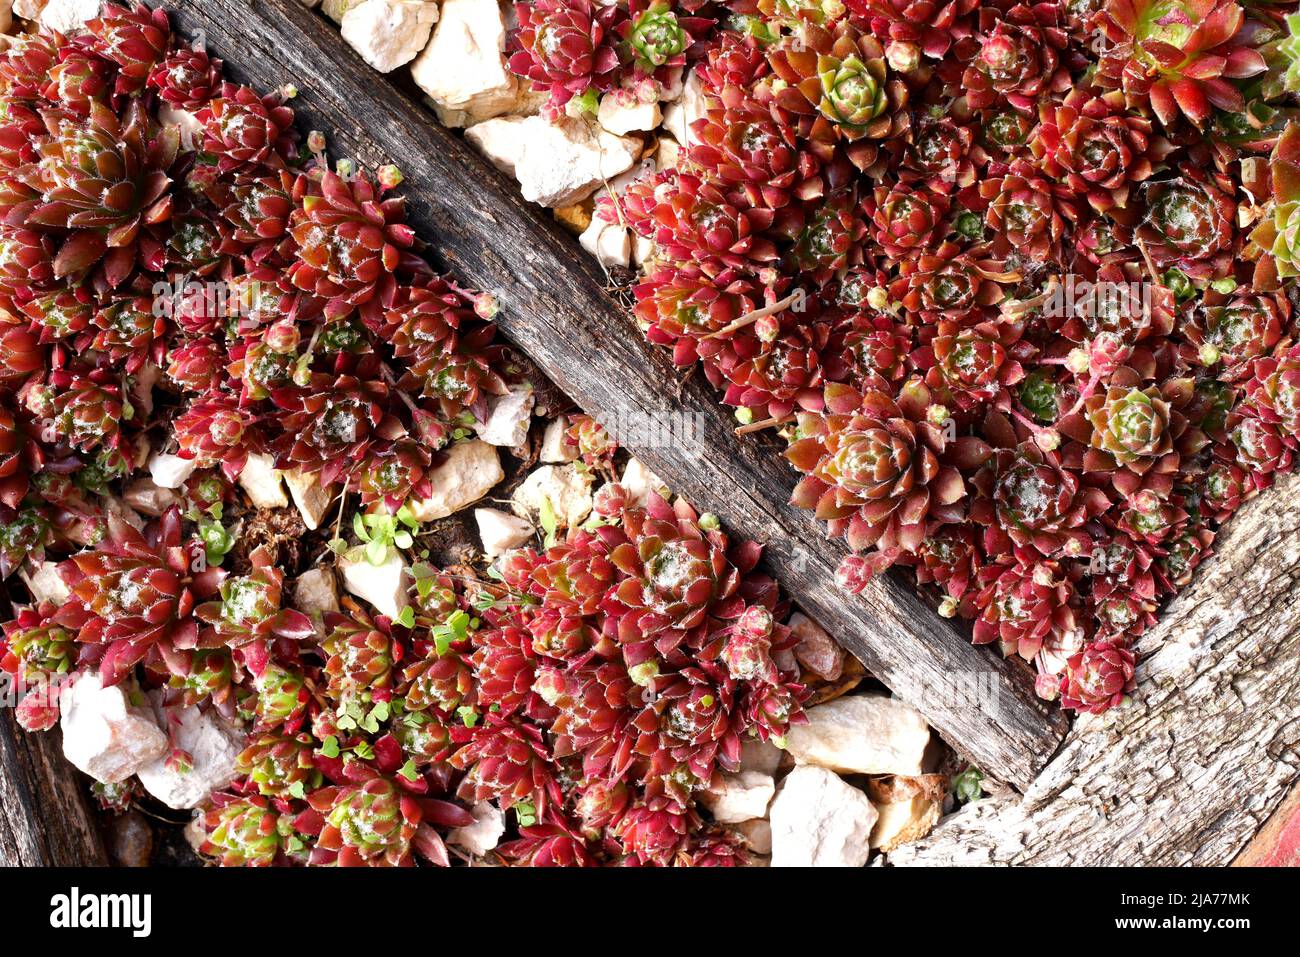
[597,94,661,136]
[237,452,289,509]
[13,0,41,22]
[148,452,197,490]
[700,770,775,824]
[475,508,534,558]
[341,0,438,73]
[19,561,69,606]
[293,567,340,618]
[408,440,503,521]
[137,703,245,809]
[656,134,683,171]
[769,765,878,868]
[539,417,578,464]
[465,114,641,207]
[736,818,772,855]
[579,217,631,269]
[411,0,518,125]
[476,386,534,447]
[785,694,931,777]
[621,457,669,507]
[39,0,98,32]
[339,550,411,620]
[122,477,179,518]
[512,464,593,528]
[283,468,334,531]
[661,69,707,146]
[60,674,168,785]
[448,800,506,856]
[740,737,785,776]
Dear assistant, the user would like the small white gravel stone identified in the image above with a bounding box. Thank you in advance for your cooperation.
[769,765,878,868]
[237,452,289,509]
[700,770,775,824]
[293,567,340,618]
[739,737,785,776]
[39,0,98,32]
[341,0,438,73]
[735,818,772,855]
[123,477,180,518]
[61,674,168,785]
[411,0,518,125]
[597,94,661,136]
[579,217,632,269]
[785,694,931,777]
[474,508,534,558]
[19,561,70,605]
[408,440,503,521]
[465,114,641,207]
[476,386,534,447]
[621,457,669,507]
[661,68,707,146]
[539,418,578,464]
[137,702,245,810]
[448,800,506,856]
[148,452,197,490]
[283,468,334,531]
[338,550,411,620]
[512,464,593,528]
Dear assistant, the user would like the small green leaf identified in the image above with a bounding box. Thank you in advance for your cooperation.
[539,496,558,548]
[369,699,391,722]
[288,780,306,800]
[352,512,367,539]
[327,537,347,554]
[397,758,419,782]
[456,705,479,728]
[394,530,413,549]
[396,606,416,628]
[319,736,341,759]
[366,538,387,565]
[351,740,374,760]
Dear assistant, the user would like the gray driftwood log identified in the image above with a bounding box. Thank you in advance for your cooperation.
[0,709,109,866]
[161,0,1068,789]
[889,471,1300,866]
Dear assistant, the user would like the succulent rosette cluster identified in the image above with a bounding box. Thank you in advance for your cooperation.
[0,6,807,868]
[572,0,1300,713]
[0,3,515,618]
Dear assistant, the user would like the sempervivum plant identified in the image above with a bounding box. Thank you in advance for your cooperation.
[593,0,1300,719]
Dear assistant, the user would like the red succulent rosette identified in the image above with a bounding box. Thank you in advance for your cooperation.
[972,554,1080,661]
[1058,638,1136,714]
[508,0,627,118]
[787,377,992,574]
[56,506,223,686]
[1094,0,1267,128]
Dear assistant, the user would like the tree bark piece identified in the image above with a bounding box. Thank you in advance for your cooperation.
[0,708,109,866]
[890,472,1300,866]
[160,0,1068,789]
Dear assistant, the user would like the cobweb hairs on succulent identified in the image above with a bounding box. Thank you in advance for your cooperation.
[0,4,812,867]
[536,0,1300,714]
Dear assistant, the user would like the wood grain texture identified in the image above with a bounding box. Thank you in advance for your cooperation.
[889,472,1300,866]
[0,708,109,866]
[160,0,1068,789]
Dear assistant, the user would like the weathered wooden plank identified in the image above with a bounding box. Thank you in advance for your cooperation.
[162,0,1069,788]
[890,472,1300,866]
[0,706,109,867]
